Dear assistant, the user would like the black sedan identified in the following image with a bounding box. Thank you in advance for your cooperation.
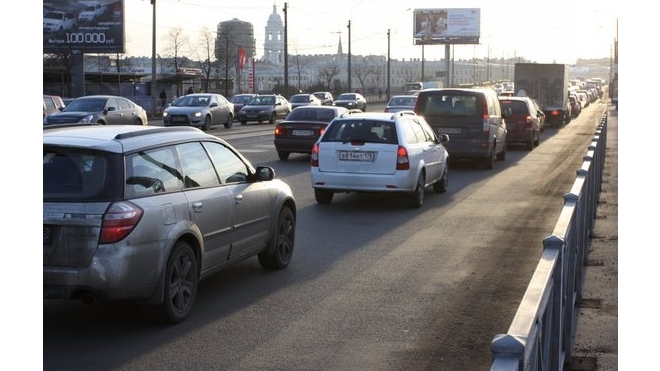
[43,95,148,126]
[273,106,352,160]
[332,92,367,111]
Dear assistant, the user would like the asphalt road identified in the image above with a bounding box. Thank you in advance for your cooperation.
[43,100,610,371]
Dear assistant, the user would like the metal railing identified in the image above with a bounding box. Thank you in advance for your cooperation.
[489,111,608,371]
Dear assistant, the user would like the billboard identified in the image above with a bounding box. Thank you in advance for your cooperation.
[413,8,480,45]
[43,0,125,53]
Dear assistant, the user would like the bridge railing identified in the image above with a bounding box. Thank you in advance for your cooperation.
[489,111,608,371]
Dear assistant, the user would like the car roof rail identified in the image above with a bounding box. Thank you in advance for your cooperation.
[114,126,199,140]
[393,110,416,119]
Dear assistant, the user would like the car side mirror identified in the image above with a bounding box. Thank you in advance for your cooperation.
[255,166,275,181]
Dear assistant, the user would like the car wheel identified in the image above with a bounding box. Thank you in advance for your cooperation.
[526,136,534,150]
[133,118,142,125]
[240,120,247,125]
[269,112,276,125]
[277,151,290,161]
[258,206,296,270]
[156,241,198,324]
[202,116,211,131]
[496,141,507,161]
[433,167,449,193]
[407,172,425,208]
[224,114,233,129]
[314,189,333,204]
[483,151,496,170]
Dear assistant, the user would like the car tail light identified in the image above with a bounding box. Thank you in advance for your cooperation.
[525,115,533,128]
[319,127,325,137]
[100,201,143,244]
[482,100,490,136]
[274,125,286,136]
[396,146,409,170]
[311,144,319,167]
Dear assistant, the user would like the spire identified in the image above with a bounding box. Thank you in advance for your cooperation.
[337,32,343,57]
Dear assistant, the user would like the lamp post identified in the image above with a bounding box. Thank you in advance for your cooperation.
[386,29,390,101]
[150,0,157,117]
[347,20,351,92]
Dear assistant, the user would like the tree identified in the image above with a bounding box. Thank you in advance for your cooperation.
[164,27,190,97]
[317,64,340,91]
[352,62,373,94]
[196,27,216,93]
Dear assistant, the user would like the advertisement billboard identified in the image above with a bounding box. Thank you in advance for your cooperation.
[43,0,125,53]
[413,8,480,45]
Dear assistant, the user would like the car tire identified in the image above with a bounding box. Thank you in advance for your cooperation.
[484,151,496,170]
[224,114,233,129]
[202,116,211,131]
[407,172,425,208]
[258,206,296,270]
[277,151,290,161]
[314,189,333,204]
[433,167,449,193]
[269,112,276,125]
[496,142,507,161]
[156,241,198,324]
[526,136,534,150]
[240,120,247,125]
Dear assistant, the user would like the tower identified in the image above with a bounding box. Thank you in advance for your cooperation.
[263,4,284,64]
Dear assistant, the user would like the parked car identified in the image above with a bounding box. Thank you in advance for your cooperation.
[162,93,234,130]
[289,93,322,109]
[43,124,297,324]
[43,95,65,119]
[414,88,507,169]
[229,93,257,114]
[498,96,541,150]
[43,10,77,32]
[274,105,352,161]
[43,95,148,126]
[312,91,334,105]
[310,111,450,208]
[237,94,291,125]
[384,95,417,113]
[332,92,367,111]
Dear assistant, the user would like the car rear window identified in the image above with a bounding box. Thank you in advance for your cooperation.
[43,148,123,202]
[500,100,528,115]
[322,120,397,144]
[416,93,479,117]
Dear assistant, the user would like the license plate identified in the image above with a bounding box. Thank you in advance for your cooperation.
[247,114,257,118]
[172,116,186,122]
[339,151,375,162]
[292,130,313,136]
[438,128,461,134]
[44,225,53,245]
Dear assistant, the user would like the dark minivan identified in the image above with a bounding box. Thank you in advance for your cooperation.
[414,88,507,169]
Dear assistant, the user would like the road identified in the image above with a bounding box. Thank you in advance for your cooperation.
[43,101,609,371]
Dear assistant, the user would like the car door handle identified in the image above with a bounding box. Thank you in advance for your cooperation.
[235,194,243,204]
[192,201,203,212]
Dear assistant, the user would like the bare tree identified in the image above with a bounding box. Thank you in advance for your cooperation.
[196,27,216,93]
[352,63,373,94]
[43,48,84,97]
[164,27,190,97]
[317,64,340,91]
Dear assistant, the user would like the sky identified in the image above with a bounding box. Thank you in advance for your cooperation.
[120,0,618,64]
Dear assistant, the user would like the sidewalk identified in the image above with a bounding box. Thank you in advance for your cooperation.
[568,103,618,370]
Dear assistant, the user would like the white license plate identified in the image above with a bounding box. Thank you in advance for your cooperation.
[292,130,313,136]
[438,128,461,134]
[339,151,375,162]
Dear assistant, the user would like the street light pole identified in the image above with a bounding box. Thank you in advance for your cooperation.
[151,0,157,117]
[347,20,351,92]
[387,29,390,101]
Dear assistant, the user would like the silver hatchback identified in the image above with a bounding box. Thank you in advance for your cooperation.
[44,125,297,324]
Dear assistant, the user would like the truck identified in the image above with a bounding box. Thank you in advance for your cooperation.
[404,81,443,95]
[514,63,571,127]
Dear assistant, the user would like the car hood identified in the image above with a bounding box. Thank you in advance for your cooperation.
[45,111,99,124]
[165,106,206,114]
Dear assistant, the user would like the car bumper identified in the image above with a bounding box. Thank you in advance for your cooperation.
[311,169,416,193]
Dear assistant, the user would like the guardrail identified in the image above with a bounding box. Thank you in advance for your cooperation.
[489,111,608,371]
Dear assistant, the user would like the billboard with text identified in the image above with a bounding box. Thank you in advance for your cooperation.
[413,8,480,45]
[43,0,125,53]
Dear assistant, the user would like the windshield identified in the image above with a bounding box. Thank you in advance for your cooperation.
[231,95,252,103]
[63,98,106,112]
[337,94,355,100]
[248,96,275,106]
[290,95,309,103]
[173,95,210,107]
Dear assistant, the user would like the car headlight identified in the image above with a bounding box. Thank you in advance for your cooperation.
[193,112,202,118]
[78,114,95,123]
[162,111,169,117]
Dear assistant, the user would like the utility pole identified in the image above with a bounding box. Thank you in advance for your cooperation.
[284,3,289,94]
[387,29,390,101]
[347,20,351,92]
[150,0,157,117]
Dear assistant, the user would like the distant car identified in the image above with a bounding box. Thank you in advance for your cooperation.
[310,111,450,208]
[163,93,234,130]
[384,95,417,113]
[332,93,367,111]
[274,105,351,161]
[289,93,322,109]
[229,93,257,114]
[237,94,291,125]
[43,95,148,126]
[43,10,77,32]
[78,2,108,22]
[312,91,334,105]
[568,94,582,118]
[43,95,65,119]
[499,96,541,150]
[44,124,297,324]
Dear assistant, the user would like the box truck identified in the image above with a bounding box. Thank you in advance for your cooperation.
[514,63,570,127]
